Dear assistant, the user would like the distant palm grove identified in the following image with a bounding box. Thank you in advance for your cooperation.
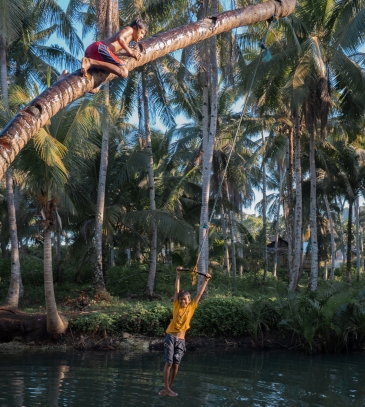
[1,0,365,336]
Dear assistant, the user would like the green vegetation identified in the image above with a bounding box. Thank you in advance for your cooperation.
[2,255,365,353]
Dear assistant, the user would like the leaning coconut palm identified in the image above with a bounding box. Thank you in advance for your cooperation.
[12,83,100,334]
[0,0,297,180]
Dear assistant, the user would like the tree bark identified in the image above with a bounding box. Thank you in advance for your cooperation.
[93,0,117,292]
[44,227,68,334]
[0,39,8,111]
[289,108,302,291]
[346,200,353,284]
[142,69,158,297]
[355,197,361,282]
[220,203,230,276]
[286,129,294,271]
[228,210,237,279]
[273,163,283,278]
[309,129,318,291]
[93,83,109,292]
[4,168,21,308]
[197,0,213,292]
[262,131,268,281]
[0,0,296,180]
[324,193,336,280]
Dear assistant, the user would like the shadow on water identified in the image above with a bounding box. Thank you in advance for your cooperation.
[0,349,365,406]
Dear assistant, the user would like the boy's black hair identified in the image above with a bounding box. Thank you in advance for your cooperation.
[130,18,148,32]
[178,290,191,300]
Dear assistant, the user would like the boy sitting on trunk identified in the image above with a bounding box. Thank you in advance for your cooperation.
[81,18,148,79]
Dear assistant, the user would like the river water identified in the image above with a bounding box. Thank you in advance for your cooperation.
[0,349,364,406]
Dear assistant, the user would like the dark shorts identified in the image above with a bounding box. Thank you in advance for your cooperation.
[85,42,124,67]
[164,334,186,365]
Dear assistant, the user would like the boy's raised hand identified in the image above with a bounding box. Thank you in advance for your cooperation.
[204,273,212,281]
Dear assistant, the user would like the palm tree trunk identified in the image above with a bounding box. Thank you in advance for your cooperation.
[220,203,230,276]
[286,129,294,271]
[2,38,22,309]
[93,1,117,292]
[44,228,68,334]
[0,0,297,180]
[228,210,237,279]
[93,83,109,292]
[309,130,318,291]
[0,39,8,110]
[262,131,268,281]
[4,168,21,308]
[346,200,353,284]
[355,197,361,281]
[198,0,215,292]
[273,164,283,277]
[324,194,336,280]
[142,69,158,297]
[289,108,302,291]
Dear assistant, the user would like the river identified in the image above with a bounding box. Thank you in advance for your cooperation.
[0,349,364,406]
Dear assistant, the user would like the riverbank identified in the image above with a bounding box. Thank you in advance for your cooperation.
[2,266,365,355]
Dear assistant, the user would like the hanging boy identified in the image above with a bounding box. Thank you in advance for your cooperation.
[159,267,211,397]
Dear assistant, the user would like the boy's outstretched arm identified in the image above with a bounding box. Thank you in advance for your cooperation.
[173,267,183,301]
[194,273,211,305]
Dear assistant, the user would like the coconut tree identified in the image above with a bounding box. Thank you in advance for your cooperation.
[332,142,365,284]
[13,81,101,333]
[0,0,297,180]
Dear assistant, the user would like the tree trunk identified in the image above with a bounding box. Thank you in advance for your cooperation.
[286,129,294,270]
[93,1,117,292]
[55,228,62,285]
[44,228,67,334]
[262,131,268,281]
[2,40,22,308]
[324,194,336,280]
[289,108,302,291]
[309,130,318,291]
[142,69,158,297]
[346,200,353,284]
[4,168,22,308]
[0,38,8,110]
[355,198,361,282]
[336,197,346,267]
[273,164,283,278]
[0,0,297,179]
[220,203,230,276]
[197,0,214,292]
[228,210,237,279]
[93,83,109,292]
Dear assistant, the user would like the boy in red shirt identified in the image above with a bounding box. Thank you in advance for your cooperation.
[159,267,211,397]
[81,18,148,79]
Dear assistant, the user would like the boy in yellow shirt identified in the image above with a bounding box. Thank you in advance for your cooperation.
[159,266,211,397]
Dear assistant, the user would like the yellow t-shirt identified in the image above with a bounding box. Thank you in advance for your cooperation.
[166,300,198,333]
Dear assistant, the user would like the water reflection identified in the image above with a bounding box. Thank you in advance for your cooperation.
[0,350,365,406]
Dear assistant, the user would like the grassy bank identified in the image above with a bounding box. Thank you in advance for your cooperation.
[1,258,365,353]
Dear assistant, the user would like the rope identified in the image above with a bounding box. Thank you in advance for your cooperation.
[193,15,277,274]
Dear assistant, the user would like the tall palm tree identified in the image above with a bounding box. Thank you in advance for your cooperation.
[0,0,297,180]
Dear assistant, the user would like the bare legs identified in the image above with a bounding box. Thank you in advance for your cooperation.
[159,362,179,396]
[81,57,128,79]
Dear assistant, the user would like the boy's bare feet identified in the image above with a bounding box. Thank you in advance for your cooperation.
[81,57,91,77]
[158,388,178,397]
[57,69,68,81]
